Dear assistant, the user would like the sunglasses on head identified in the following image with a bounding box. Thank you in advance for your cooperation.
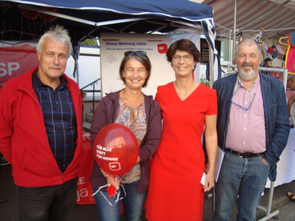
[124,51,147,57]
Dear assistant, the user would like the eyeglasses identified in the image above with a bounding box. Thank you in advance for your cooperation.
[124,51,147,57]
[172,54,193,62]
[230,86,256,111]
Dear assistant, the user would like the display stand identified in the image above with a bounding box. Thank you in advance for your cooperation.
[257,181,279,221]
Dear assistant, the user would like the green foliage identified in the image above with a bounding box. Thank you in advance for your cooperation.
[80,39,99,46]
[199,75,210,87]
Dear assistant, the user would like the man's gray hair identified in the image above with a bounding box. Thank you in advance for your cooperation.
[235,38,262,56]
[36,25,72,57]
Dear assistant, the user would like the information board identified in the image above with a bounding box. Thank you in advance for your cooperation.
[100,32,200,97]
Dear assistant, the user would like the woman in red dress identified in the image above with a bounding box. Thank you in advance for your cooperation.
[146,39,218,221]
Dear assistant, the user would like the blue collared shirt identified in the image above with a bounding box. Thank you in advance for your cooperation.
[32,70,77,172]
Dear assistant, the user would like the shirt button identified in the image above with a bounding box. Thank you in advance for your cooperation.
[243,141,245,145]
[56,102,58,104]
[244,127,246,130]
[245,101,248,105]
[244,114,247,117]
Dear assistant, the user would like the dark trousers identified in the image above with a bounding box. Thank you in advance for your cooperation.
[16,177,78,221]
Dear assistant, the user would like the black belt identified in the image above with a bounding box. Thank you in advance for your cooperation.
[225,148,264,158]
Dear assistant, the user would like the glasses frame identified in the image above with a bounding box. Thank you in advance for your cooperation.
[230,86,256,111]
[172,54,193,62]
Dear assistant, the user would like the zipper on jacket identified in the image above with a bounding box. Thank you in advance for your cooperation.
[111,97,116,123]
[141,102,152,148]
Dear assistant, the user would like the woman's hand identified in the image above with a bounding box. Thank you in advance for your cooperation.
[100,168,109,177]
[205,163,210,174]
[100,168,120,189]
[203,171,215,192]
[136,156,141,164]
[106,175,120,190]
[203,114,217,192]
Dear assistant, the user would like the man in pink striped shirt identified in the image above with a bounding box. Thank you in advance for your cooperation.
[213,38,290,221]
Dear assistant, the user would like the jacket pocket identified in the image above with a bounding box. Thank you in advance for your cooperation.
[21,149,31,171]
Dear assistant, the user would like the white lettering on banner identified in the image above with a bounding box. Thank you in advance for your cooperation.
[79,188,89,198]
[0,63,7,77]
[76,188,95,202]
[77,189,89,201]
[78,177,86,185]
[0,62,20,76]
[77,190,80,201]
[8,63,20,75]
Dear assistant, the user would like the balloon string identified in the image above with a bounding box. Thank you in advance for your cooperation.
[107,185,117,198]
[93,184,108,196]
[92,183,126,207]
[107,176,120,198]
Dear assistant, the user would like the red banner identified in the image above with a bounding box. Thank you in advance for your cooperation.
[76,133,96,205]
[0,44,39,89]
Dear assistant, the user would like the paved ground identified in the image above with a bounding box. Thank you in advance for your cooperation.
[1,164,295,221]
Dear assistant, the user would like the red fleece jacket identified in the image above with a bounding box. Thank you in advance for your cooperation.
[0,67,83,187]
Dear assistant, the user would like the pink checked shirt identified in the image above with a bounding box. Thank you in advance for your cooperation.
[226,74,266,153]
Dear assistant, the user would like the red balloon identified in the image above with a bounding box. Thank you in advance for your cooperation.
[93,123,139,177]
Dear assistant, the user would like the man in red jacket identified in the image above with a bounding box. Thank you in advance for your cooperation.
[0,25,83,221]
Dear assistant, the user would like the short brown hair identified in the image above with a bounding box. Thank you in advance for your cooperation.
[119,51,151,88]
[166,39,200,63]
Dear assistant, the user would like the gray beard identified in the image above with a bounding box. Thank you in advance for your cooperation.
[239,68,256,81]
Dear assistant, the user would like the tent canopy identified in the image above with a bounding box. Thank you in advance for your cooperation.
[0,0,220,82]
[201,0,295,40]
[0,0,213,43]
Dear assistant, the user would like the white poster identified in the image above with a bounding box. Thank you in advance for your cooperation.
[100,32,200,97]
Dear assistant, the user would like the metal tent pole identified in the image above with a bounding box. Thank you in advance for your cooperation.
[232,0,237,64]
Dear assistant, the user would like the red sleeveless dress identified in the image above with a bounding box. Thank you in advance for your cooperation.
[146,82,217,221]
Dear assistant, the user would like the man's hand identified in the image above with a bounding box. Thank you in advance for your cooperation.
[262,158,270,166]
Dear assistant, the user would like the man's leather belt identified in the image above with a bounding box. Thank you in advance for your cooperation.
[225,148,264,158]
